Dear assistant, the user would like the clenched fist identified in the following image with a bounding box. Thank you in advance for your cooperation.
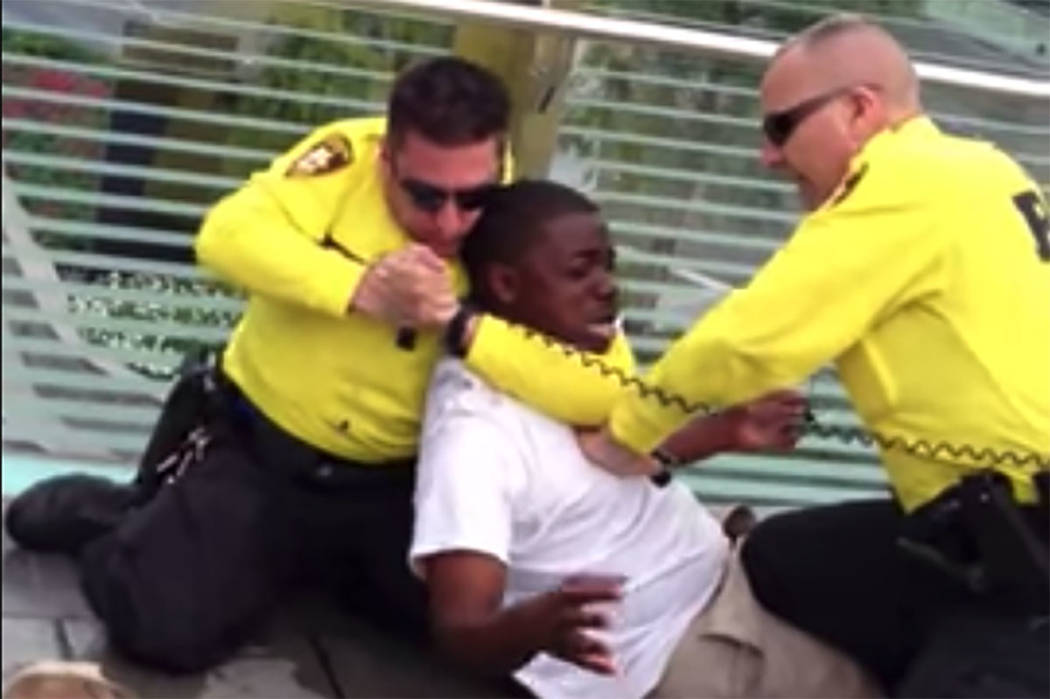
[350,243,458,328]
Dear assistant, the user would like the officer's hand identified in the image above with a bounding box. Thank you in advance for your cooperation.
[520,576,622,675]
[724,389,807,451]
[351,244,458,328]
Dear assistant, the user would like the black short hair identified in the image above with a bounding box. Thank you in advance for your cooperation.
[387,56,510,149]
[461,180,599,301]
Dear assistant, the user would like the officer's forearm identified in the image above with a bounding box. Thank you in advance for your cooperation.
[607,336,729,456]
[464,316,635,426]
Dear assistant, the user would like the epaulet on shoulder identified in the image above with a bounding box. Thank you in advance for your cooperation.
[284,117,386,179]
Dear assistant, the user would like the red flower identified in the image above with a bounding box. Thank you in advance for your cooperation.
[2,100,29,119]
[31,69,78,92]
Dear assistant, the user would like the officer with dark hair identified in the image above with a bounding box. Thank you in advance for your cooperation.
[5,56,636,673]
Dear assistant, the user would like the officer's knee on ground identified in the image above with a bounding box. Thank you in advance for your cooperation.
[78,537,237,675]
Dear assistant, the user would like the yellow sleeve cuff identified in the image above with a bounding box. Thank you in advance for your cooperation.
[313,255,368,318]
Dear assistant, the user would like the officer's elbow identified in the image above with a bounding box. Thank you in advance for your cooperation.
[194,197,236,277]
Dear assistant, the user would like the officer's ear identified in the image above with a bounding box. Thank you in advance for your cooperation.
[847,85,887,145]
[485,262,520,307]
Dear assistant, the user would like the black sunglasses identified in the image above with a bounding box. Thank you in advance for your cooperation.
[399,178,498,214]
[762,86,855,147]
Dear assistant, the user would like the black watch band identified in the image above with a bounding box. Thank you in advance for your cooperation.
[444,303,477,358]
[650,447,680,487]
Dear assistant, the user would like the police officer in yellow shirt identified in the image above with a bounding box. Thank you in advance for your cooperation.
[579,15,1049,697]
[5,56,635,674]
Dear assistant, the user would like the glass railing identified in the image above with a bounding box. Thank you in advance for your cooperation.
[3,0,1047,505]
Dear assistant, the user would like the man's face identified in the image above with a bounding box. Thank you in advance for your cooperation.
[382,130,501,259]
[759,49,862,211]
[509,212,618,353]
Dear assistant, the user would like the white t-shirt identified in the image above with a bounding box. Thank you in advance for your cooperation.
[411,359,730,699]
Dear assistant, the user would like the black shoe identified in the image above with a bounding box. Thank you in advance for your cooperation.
[4,474,137,554]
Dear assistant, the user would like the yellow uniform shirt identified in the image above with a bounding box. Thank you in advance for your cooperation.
[196,117,635,463]
[609,117,1050,510]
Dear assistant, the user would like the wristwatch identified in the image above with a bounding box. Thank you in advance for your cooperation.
[650,447,680,487]
[444,302,478,358]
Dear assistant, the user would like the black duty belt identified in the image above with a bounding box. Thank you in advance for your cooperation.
[217,372,416,492]
[899,469,1049,613]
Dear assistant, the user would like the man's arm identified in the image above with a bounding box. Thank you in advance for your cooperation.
[607,172,949,456]
[423,552,619,677]
[413,374,620,675]
[659,389,806,460]
[462,315,636,427]
[580,389,807,476]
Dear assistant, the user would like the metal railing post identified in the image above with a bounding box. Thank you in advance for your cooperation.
[453,0,581,177]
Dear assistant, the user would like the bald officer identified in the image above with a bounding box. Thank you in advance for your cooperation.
[579,14,1049,695]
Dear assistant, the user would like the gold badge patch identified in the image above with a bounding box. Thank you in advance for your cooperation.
[286,134,353,177]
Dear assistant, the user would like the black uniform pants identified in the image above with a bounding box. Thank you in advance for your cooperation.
[740,498,1049,697]
[78,380,427,674]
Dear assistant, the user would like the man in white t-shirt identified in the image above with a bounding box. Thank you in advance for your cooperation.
[410,181,879,698]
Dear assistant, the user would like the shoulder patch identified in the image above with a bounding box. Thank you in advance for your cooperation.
[286,134,353,178]
[831,163,869,207]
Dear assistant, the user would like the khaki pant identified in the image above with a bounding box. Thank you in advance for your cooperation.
[652,548,883,698]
